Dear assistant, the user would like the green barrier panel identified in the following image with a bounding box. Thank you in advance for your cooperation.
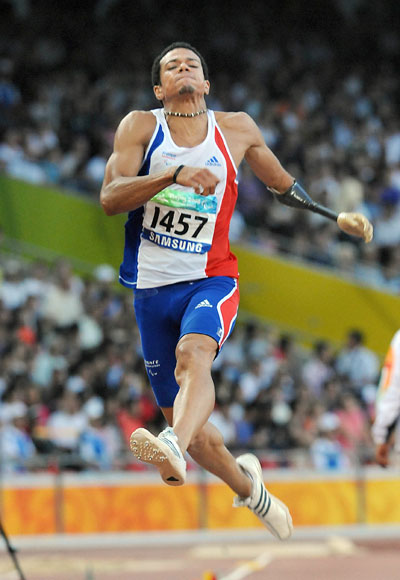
[233,245,400,356]
[0,176,125,270]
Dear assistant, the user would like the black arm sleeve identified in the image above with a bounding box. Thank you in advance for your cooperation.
[270,181,338,221]
[269,180,316,210]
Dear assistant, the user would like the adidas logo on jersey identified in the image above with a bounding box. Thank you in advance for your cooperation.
[195,299,213,309]
[205,156,221,167]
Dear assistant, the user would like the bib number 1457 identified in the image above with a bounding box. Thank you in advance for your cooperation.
[149,206,208,239]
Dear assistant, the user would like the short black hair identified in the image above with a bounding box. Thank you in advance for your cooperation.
[151,42,209,86]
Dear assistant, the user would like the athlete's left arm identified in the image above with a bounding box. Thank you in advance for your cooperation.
[230,112,373,243]
[238,113,294,192]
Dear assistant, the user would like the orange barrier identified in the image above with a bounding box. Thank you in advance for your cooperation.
[2,486,57,535]
[2,471,400,535]
[366,478,400,524]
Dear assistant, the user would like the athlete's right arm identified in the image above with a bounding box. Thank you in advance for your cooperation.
[100,111,174,215]
[100,111,220,216]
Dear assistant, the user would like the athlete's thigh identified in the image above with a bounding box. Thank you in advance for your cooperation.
[180,276,239,352]
[133,287,181,407]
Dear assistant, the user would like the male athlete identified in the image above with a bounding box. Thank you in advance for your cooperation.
[372,329,400,467]
[100,42,373,540]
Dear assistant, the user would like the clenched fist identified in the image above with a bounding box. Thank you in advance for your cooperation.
[337,212,373,243]
[174,166,220,196]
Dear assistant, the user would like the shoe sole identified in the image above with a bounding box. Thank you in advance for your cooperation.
[237,453,293,540]
[130,428,186,486]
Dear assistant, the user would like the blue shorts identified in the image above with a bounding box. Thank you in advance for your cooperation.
[133,276,239,407]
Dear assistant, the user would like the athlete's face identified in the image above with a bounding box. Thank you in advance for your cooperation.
[154,48,210,101]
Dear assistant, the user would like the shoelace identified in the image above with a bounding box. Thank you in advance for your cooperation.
[158,428,184,460]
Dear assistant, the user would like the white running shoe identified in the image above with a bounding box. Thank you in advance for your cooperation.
[233,453,293,540]
[130,427,187,486]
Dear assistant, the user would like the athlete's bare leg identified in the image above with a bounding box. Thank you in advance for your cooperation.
[132,331,251,496]
[143,329,292,536]
[171,333,218,451]
[161,413,252,498]
[131,331,250,494]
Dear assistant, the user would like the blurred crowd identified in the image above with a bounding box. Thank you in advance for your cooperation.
[1,1,400,291]
[0,1,398,473]
[0,255,381,473]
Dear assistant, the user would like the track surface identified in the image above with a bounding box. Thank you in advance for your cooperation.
[1,533,400,580]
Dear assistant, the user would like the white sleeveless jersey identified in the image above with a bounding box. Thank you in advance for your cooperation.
[119,109,239,289]
[372,329,400,449]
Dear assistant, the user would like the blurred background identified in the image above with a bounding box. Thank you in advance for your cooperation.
[0,0,400,554]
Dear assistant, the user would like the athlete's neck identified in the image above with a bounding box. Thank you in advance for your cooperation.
[164,108,207,118]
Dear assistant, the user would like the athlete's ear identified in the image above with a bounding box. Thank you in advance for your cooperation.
[204,80,210,95]
[153,85,164,101]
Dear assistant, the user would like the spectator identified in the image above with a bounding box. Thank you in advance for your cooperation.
[41,268,84,332]
[335,392,371,454]
[0,259,27,311]
[238,359,269,404]
[116,396,146,447]
[31,340,68,388]
[209,402,237,447]
[333,242,358,276]
[46,391,87,454]
[0,128,24,167]
[355,243,386,288]
[79,397,122,470]
[335,329,380,392]
[310,412,350,471]
[0,401,36,472]
[301,340,334,398]
[0,57,21,113]
[373,187,400,249]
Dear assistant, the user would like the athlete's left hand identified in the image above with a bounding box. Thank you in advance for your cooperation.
[337,212,373,243]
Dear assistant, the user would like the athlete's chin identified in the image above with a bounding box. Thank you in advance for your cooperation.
[178,85,195,95]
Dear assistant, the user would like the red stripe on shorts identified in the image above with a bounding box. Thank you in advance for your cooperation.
[217,280,240,347]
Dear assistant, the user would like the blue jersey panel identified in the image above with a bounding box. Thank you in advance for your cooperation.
[119,123,165,289]
[119,207,144,288]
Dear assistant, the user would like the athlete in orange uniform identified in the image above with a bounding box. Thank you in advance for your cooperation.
[372,330,400,466]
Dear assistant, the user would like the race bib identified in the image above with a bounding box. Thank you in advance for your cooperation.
[142,187,218,254]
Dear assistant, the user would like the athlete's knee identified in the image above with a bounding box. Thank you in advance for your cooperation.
[187,422,224,459]
[175,335,216,377]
